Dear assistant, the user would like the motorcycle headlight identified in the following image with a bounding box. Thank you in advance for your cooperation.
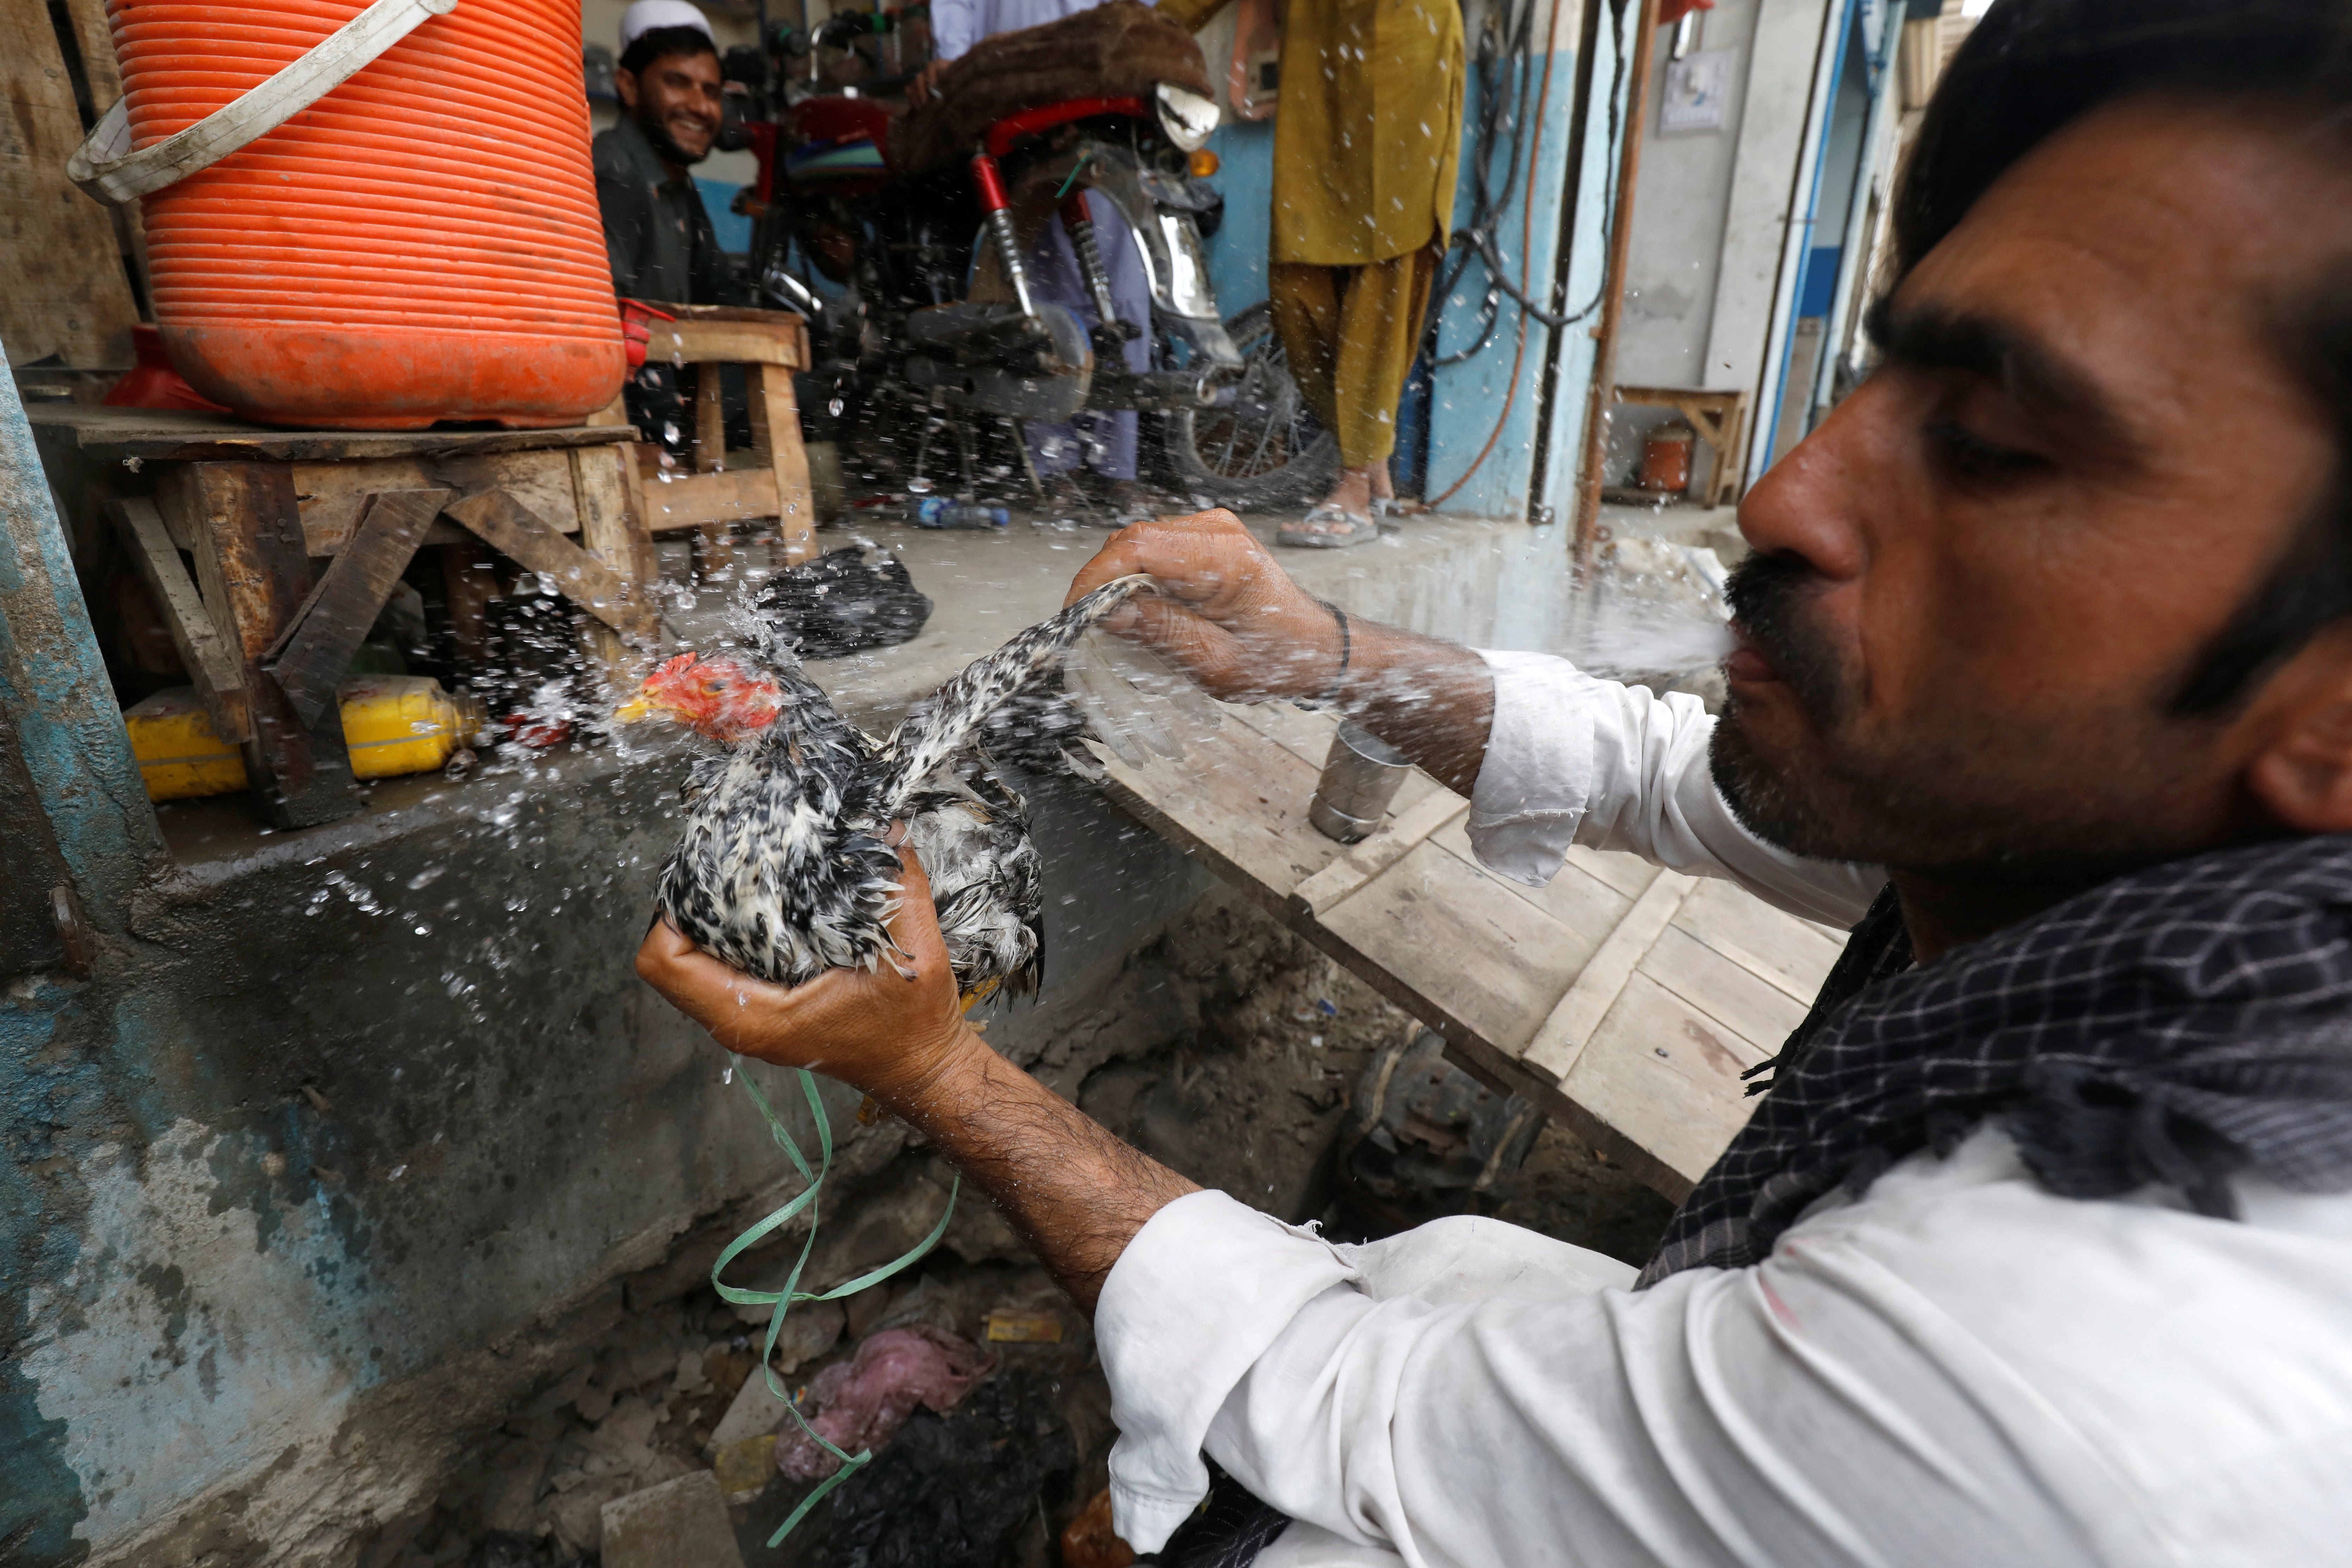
[1155,83,1219,152]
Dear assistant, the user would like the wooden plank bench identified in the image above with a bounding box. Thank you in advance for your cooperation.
[1099,703,1847,1201]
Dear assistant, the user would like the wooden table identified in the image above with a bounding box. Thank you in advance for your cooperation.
[1100,703,1847,1201]
[31,407,664,830]
[1612,386,1750,508]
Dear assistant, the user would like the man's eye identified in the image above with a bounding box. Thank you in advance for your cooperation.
[1926,421,2047,481]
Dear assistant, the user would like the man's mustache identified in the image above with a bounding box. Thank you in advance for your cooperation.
[1724,552,1847,725]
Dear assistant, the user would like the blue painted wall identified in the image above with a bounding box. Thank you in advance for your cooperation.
[696,178,756,256]
[1427,8,1627,520]
[1200,118,1277,319]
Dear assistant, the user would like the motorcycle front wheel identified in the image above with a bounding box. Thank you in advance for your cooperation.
[1160,301,1340,511]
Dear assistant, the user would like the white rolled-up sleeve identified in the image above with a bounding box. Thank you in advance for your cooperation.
[1466,650,1882,928]
[1094,1133,2352,1567]
[1097,1191,1362,1550]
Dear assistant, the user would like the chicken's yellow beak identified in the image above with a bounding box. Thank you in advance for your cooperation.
[612,692,671,725]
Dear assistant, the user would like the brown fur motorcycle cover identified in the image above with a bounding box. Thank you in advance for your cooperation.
[891,1,1215,175]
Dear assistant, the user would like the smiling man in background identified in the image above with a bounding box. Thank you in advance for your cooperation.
[595,1,750,460]
[595,0,747,309]
[640,2,2352,1563]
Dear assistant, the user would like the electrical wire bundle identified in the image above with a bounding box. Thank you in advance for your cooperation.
[1423,0,1636,505]
[1429,0,1633,369]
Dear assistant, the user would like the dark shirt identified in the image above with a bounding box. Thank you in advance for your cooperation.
[592,114,748,307]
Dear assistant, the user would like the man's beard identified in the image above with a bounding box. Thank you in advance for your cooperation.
[1707,552,2229,887]
[1709,551,1854,859]
[637,106,711,168]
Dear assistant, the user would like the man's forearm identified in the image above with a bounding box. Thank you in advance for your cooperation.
[878,1031,1200,1312]
[1329,618,1496,799]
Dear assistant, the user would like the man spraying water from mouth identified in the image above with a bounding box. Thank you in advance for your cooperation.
[639,4,2352,1561]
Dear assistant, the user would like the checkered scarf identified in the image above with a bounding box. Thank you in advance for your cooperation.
[1639,834,2352,1286]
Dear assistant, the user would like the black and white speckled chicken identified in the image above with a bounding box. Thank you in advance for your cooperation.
[618,575,1165,1007]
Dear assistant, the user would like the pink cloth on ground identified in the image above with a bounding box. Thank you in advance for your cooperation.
[773,1324,999,1480]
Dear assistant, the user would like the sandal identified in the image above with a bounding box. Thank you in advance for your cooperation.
[1279,503,1380,549]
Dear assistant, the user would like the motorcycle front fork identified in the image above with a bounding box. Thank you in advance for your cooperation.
[967,151,1040,323]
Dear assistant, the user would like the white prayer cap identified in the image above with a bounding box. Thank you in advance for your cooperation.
[619,1,715,51]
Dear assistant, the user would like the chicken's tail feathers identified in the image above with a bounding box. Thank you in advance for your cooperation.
[876,574,1155,813]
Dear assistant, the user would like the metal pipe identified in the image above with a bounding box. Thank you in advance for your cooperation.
[1572,0,1665,575]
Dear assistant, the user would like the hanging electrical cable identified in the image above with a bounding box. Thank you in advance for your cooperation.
[1429,0,1635,369]
[1426,0,1635,506]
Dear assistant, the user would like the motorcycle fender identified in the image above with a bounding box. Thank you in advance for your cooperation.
[1081,162,1239,368]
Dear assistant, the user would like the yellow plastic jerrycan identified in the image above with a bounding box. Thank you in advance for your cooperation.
[338,676,491,780]
[125,677,489,802]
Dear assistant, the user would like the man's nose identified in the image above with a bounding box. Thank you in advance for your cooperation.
[1734,384,1885,588]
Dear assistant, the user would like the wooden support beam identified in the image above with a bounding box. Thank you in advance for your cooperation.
[1520,870,1695,1080]
[108,496,251,743]
[647,316,809,369]
[568,444,658,681]
[748,362,817,566]
[634,463,809,534]
[1290,791,1469,917]
[266,488,451,728]
[443,487,644,639]
[693,365,733,581]
[164,462,358,828]
[569,444,657,604]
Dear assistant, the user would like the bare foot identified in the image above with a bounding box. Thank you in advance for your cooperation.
[1369,462,1395,503]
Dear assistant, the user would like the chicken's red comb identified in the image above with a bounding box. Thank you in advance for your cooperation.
[645,651,702,686]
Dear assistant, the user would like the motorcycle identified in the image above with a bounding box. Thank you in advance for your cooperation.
[721,21,1338,507]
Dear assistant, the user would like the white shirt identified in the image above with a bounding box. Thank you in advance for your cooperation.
[1093,653,2352,1566]
[931,0,1113,61]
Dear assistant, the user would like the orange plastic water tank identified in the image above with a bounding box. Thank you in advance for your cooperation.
[110,0,626,428]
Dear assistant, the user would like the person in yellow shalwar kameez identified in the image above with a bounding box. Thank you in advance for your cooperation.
[1158,0,1464,545]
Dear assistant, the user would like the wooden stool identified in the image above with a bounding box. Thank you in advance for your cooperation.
[1611,386,1750,508]
[30,407,660,829]
[592,305,818,581]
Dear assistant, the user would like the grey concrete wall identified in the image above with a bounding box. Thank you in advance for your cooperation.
[1616,0,1761,392]
[5,730,1209,1567]
[1605,0,1832,488]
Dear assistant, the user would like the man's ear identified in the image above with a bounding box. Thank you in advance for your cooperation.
[615,66,639,112]
[2245,626,2352,833]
